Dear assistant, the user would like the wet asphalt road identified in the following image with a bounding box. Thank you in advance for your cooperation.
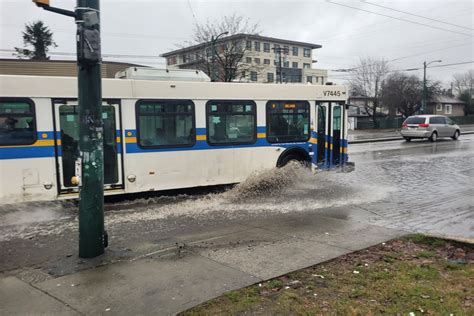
[0,134,473,273]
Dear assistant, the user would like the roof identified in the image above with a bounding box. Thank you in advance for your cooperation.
[0,58,145,78]
[160,33,322,57]
[430,95,466,104]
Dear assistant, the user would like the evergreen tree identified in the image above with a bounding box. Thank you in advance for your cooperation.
[14,21,57,60]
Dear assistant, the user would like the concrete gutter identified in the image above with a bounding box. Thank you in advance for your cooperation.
[349,130,474,144]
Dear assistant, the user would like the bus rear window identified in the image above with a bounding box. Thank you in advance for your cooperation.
[266,100,310,143]
[0,99,36,146]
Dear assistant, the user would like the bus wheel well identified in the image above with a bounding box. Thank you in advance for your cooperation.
[276,147,311,167]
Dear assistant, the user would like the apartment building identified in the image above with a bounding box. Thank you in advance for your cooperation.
[160,34,328,84]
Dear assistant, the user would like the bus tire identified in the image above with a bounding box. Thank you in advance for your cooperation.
[277,149,311,168]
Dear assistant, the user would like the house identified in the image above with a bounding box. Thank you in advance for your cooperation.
[426,96,466,117]
[160,33,328,84]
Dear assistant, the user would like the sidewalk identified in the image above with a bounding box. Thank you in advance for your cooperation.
[0,212,406,315]
[348,124,474,143]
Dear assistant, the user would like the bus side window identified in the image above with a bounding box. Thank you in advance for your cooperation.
[136,100,195,148]
[206,100,256,145]
[266,100,310,143]
[0,98,36,146]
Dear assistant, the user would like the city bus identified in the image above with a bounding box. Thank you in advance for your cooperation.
[0,74,349,204]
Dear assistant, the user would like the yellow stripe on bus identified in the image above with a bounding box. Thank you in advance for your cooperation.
[257,133,266,138]
[309,137,318,144]
[196,135,206,141]
[1,139,55,148]
[125,137,137,143]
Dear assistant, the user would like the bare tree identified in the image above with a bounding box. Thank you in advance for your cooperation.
[382,72,442,118]
[451,70,474,115]
[14,21,57,60]
[184,14,261,82]
[348,57,389,127]
[452,69,473,96]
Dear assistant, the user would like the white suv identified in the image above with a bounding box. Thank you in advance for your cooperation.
[400,115,461,142]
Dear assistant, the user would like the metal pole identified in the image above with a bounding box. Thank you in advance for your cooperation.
[422,61,427,114]
[32,0,105,258]
[76,0,105,258]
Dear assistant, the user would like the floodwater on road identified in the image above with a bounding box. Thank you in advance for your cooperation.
[1,135,473,243]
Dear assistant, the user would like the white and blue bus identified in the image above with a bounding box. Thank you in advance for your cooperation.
[0,74,349,204]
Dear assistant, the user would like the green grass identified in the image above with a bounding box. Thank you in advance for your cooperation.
[181,235,473,315]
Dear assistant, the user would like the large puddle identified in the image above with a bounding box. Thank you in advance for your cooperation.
[0,164,393,242]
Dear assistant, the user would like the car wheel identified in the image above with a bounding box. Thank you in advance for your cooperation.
[404,137,411,142]
[452,130,460,140]
[429,131,438,142]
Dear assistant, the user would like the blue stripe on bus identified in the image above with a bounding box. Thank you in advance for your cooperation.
[0,146,56,159]
[125,139,308,154]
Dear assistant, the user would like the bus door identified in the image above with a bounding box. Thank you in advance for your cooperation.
[316,102,329,166]
[330,103,342,166]
[53,99,124,193]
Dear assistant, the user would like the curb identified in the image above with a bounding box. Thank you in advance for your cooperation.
[349,130,474,144]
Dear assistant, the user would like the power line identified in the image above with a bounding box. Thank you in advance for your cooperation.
[0,49,165,61]
[326,0,473,37]
[187,0,199,25]
[361,0,474,31]
[329,61,474,78]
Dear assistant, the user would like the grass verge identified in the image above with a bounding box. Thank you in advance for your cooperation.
[181,234,473,315]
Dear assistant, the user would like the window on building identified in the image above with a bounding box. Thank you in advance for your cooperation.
[167,56,177,65]
[292,62,298,68]
[182,54,189,63]
[303,63,310,69]
[254,41,260,51]
[273,44,280,52]
[254,58,260,64]
[283,46,289,54]
[321,76,325,85]
[315,76,319,83]
[445,104,452,115]
[0,98,36,146]
[264,43,270,52]
[292,47,298,56]
[303,48,311,57]
[307,76,312,83]
[266,101,310,143]
[436,103,442,111]
[250,71,258,82]
[264,59,270,65]
[136,100,195,148]
[267,72,274,83]
[206,100,256,145]
[246,40,252,50]
[274,60,278,66]
[283,61,289,68]
[246,57,252,63]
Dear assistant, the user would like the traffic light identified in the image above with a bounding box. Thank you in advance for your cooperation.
[32,0,50,7]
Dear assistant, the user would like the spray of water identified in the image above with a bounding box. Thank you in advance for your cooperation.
[0,163,393,241]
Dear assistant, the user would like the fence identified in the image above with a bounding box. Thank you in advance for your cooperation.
[354,115,474,129]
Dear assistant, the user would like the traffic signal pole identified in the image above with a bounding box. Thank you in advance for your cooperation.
[33,0,106,258]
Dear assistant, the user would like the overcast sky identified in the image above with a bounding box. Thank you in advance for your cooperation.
[1,0,472,86]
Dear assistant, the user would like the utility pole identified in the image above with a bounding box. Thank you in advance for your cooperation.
[33,0,106,258]
[210,31,228,82]
[421,59,442,114]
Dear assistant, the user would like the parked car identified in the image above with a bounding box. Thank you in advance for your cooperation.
[400,115,461,142]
